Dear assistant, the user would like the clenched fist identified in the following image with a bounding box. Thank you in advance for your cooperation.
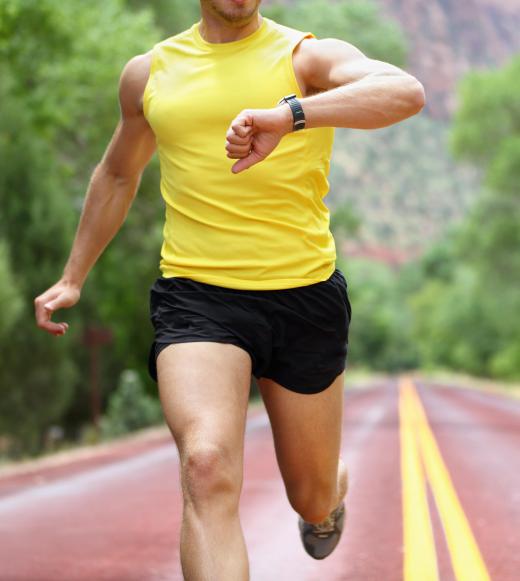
[225,104,293,174]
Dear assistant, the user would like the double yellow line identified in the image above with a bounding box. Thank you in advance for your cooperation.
[399,378,491,581]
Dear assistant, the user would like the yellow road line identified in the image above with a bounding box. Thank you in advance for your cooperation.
[402,378,491,581]
[399,383,439,581]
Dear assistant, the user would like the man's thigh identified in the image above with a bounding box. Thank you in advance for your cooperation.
[257,371,345,490]
[157,341,253,464]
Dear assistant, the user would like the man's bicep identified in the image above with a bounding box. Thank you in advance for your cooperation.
[100,115,156,181]
[301,37,409,92]
[100,53,156,181]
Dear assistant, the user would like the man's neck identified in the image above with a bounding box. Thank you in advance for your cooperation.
[198,11,263,43]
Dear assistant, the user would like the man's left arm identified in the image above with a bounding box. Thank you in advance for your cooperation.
[294,37,426,130]
[226,37,426,173]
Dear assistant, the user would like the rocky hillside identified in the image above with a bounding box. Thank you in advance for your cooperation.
[333,0,520,260]
[375,0,520,119]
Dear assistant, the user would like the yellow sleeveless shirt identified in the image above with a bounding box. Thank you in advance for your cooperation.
[143,16,336,290]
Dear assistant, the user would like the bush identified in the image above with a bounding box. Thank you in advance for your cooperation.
[100,369,164,439]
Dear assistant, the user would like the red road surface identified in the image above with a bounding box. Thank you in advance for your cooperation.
[0,377,518,580]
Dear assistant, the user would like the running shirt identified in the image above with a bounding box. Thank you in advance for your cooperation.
[143,15,336,290]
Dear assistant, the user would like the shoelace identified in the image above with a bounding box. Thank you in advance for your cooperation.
[309,504,342,534]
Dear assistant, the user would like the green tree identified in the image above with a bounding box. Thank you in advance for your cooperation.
[451,56,520,379]
[338,257,419,372]
[0,240,23,339]
[125,0,200,35]
[451,56,520,283]
[0,0,161,456]
[408,55,520,381]
[266,0,407,65]
[100,369,163,438]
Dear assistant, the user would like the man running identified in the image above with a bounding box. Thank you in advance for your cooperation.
[34,0,425,578]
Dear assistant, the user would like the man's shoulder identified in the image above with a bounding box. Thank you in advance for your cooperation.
[119,51,155,115]
[122,52,153,84]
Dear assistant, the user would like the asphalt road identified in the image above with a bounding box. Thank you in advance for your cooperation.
[0,376,518,581]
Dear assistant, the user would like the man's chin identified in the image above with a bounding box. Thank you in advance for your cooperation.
[223,15,257,27]
[211,0,260,26]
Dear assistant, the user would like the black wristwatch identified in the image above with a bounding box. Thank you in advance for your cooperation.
[278,93,306,131]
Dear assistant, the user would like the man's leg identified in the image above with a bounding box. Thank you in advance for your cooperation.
[157,341,252,581]
[256,371,348,524]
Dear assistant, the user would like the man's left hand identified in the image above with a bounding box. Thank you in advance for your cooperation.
[226,105,293,174]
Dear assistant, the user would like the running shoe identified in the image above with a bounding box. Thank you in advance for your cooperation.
[298,500,346,559]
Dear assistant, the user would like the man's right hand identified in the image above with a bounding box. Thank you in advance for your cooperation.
[32,52,156,339]
[34,280,81,336]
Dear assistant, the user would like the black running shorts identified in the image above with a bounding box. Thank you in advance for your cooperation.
[147,268,352,394]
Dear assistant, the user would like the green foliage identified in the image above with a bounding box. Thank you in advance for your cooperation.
[265,0,407,65]
[0,0,162,457]
[403,55,520,381]
[330,202,361,239]
[100,370,163,438]
[455,189,520,286]
[410,269,493,375]
[451,56,520,167]
[125,0,200,35]
[451,56,519,379]
[338,257,419,371]
[490,341,520,379]
[0,327,78,457]
[450,55,520,286]
[0,240,23,339]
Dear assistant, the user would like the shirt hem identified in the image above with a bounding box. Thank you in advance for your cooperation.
[158,263,337,290]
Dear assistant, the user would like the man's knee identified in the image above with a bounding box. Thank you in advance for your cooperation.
[286,479,337,524]
[180,443,242,506]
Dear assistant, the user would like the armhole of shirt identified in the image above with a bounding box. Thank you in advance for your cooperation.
[284,31,315,100]
[142,43,159,120]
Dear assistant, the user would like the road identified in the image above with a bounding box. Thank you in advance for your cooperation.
[0,376,518,580]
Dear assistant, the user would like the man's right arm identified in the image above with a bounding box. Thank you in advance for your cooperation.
[34,52,156,336]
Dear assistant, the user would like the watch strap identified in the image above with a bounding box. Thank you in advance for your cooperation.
[278,93,306,131]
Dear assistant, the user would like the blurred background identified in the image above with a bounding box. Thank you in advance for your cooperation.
[0,0,519,461]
